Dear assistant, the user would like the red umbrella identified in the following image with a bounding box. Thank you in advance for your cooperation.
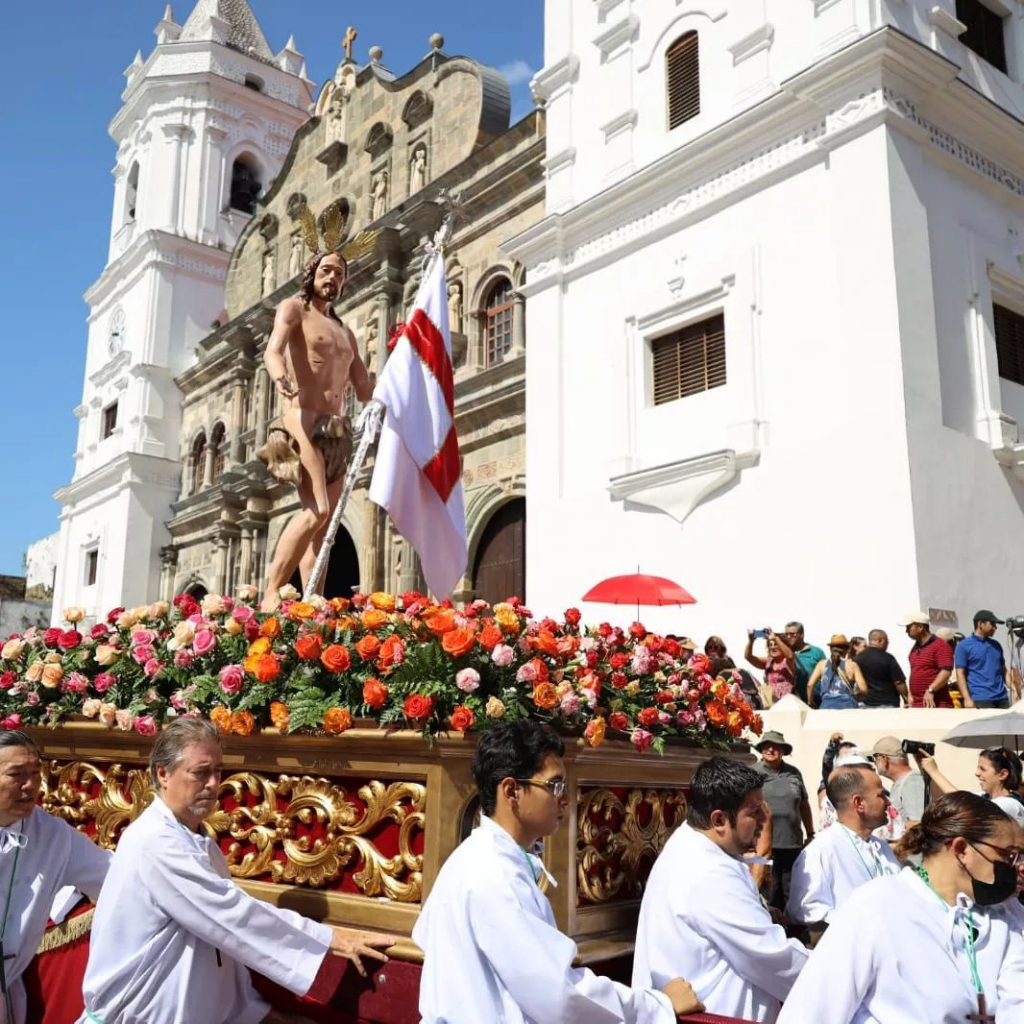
[581,572,696,621]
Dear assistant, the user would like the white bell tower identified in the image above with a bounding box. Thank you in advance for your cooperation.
[52,0,312,621]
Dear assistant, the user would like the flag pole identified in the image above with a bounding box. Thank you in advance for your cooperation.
[303,191,463,601]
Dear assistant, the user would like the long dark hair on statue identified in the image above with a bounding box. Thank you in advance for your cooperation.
[300,252,346,322]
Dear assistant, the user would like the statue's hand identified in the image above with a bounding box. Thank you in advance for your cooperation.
[275,373,299,399]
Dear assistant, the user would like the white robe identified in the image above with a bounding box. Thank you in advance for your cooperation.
[0,808,109,1024]
[412,816,674,1024]
[786,824,900,924]
[777,868,1024,1023]
[80,796,332,1024]
[632,822,808,1024]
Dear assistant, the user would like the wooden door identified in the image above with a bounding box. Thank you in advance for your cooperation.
[472,499,525,605]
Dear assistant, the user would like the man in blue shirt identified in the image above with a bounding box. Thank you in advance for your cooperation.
[954,610,1018,709]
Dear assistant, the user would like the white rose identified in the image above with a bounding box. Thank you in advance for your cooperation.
[278,584,300,601]
[63,606,86,624]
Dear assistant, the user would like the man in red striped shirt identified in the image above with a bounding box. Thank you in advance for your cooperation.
[901,611,954,707]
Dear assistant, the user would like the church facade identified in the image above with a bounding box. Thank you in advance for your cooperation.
[164,37,543,603]
[508,0,1024,643]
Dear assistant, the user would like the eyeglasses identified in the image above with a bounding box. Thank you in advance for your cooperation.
[972,840,1024,868]
[515,777,567,799]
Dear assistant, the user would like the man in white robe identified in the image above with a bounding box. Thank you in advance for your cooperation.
[787,765,900,935]
[632,756,809,1024]
[80,717,396,1024]
[414,720,702,1023]
[0,731,110,1024]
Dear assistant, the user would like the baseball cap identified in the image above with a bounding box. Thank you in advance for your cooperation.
[835,752,874,769]
[900,611,930,626]
[871,736,904,758]
[992,796,1024,829]
[973,609,1005,625]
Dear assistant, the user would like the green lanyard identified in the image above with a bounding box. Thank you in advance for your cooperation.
[0,824,24,1023]
[840,826,885,880]
[521,845,539,885]
[916,866,985,1000]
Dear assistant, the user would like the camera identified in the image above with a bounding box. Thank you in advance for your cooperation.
[1005,616,1024,632]
[901,739,936,757]
[752,629,768,640]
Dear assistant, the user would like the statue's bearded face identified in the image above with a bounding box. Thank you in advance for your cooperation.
[314,254,347,301]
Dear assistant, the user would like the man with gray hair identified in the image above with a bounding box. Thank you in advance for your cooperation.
[80,717,396,1023]
[871,736,927,832]
[0,731,109,1024]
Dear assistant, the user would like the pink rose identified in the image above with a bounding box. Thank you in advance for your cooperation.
[82,699,102,719]
[25,692,40,706]
[62,671,89,694]
[244,619,261,641]
[1,714,22,731]
[631,728,654,753]
[515,661,538,684]
[560,691,581,715]
[135,715,158,737]
[455,668,481,693]
[115,709,134,732]
[173,650,195,669]
[93,673,114,694]
[192,629,216,656]
[231,605,255,624]
[170,690,188,712]
[143,658,164,679]
[219,664,245,695]
[130,629,156,647]
[491,644,514,667]
[132,645,155,665]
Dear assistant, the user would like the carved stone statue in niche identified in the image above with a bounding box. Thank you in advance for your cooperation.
[365,316,379,368]
[409,146,427,193]
[327,87,347,142]
[371,170,389,220]
[262,250,276,297]
[447,281,463,333]
[288,234,303,277]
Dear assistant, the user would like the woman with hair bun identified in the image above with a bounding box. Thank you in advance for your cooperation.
[777,792,1024,1023]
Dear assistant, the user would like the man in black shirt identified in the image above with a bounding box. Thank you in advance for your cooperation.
[854,630,908,708]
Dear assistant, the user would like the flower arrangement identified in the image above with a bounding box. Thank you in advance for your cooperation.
[0,588,762,753]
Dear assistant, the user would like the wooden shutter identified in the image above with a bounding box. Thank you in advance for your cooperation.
[994,303,1024,386]
[667,32,700,130]
[652,314,726,406]
[956,0,1007,73]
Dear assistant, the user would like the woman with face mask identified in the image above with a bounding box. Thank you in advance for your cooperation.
[777,792,1024,1023]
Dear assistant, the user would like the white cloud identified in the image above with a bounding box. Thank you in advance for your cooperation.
[499,59,534,87]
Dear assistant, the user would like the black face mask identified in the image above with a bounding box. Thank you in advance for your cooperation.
[965,847,1019,906]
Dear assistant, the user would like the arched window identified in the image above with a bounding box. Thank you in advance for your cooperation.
[210,423,226,480]
[244,74,265,93]
[666,31,700,130]
[190,432,207,494]
[484,278,515,367]
[125,162,140,222]
[229,155,262,215]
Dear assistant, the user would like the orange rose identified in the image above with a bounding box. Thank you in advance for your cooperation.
[532,682,559,710]
[288,602,316,621]
[705,700,728,727]
[726,710,744,737]
[368,591,396,612]
[259,616,282,639]
[477,623,503,650]
[246,637,272,657]
[354,635,382,662]
[320,644,352,673]
[530,657,549,683]
[269,701,290,730]
[449,705,476,732]
[403,693,435,721]
[210,706,232,735]
[362,609,388,630]
[336,615,357,633]
[377,635,405,672]
[530,630,559,656]
[294,633,323,661]
[556,635,580,657]
[577,671,602,696]
[231,710,255,736]
[441,627,476,658]
[637,706,660,728]
[423,608,456,635]
[363,678,389,709]
[323,707,354,735]
[254,653,280,683]
[329,597,351,614]
[585,716,607,748]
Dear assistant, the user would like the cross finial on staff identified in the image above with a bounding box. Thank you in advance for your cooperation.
[342,26,357,61]
[967,993,996,1023]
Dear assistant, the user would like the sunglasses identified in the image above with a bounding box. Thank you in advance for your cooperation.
[515,777,567,799]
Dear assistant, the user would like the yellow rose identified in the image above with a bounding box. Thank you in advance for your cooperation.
[148,601,170,620]
[485,696,506,719]
[63,606,86,624]
[44,652,62,664]
[1,639,25,661]
[94,645,118,666]
[247,637,272,657]
[129,605,150,622]
[224,618,243,636]
[493,603,520,630]
[116,611,138,630]
[368,592,397,612]
[25,662,43,683]
[167,621,196,651]
[625,681,640,696]
[41,663,63,688]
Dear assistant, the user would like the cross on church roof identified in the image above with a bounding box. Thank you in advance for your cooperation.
[342,26,358,62]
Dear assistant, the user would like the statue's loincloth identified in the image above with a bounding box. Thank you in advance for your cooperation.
[256,414,353,486]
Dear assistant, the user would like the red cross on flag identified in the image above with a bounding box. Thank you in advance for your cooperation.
[369,251,467,598]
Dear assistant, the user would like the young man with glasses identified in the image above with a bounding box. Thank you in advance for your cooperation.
[413,720,702,1023]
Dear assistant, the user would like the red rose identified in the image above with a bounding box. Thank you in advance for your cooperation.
[403,693,435,721]
[294,633,323,662]
[363,678,389,709]
[449,705,476,732]
[661,638,682,659]
[654,690,674,705]
[90,624,109,640]
[597,623,613,638]
[609,652,629,671]
[0,672,15,690]
[608,711,629,732]
[106,607,125,625]
[43,628,61,648]
[58,630,82,650]
[629,621,647,639]
[638,707,660,728]
[610,672,628,690]
[564,607,581,627]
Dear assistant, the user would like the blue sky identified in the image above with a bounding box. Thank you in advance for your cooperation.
[0,1,542,578]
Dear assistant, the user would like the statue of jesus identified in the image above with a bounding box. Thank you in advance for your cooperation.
[256,251,375,610]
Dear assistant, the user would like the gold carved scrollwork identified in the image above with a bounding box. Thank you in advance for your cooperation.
[576,787,687,905]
